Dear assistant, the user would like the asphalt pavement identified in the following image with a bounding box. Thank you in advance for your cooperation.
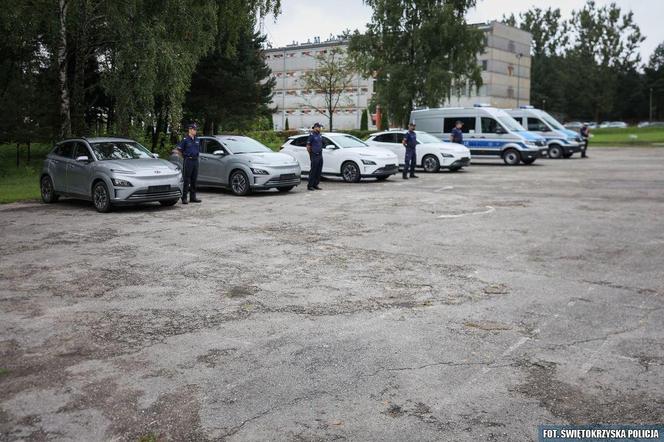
[1,148,663,441]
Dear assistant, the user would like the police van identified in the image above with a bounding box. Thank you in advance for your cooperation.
[507,106,582,159]
[410,105,548,165]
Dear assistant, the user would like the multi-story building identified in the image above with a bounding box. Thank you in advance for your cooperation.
[264,21,532,130]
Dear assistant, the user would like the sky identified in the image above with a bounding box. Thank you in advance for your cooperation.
[261,0,664,63]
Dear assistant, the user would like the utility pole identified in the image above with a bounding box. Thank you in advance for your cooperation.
[516,53,523,107]
[282,48,286,130]
[650,87,653,122]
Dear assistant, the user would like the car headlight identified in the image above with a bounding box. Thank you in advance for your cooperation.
[441,153,454,158]
[111,178,133,187]
[361,159,377,165]
[250,168,269,175]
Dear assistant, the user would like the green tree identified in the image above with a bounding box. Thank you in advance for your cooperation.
[568,0,645,121]
[360,108,368,130]
[299,47,357,131]
[285,117,289,131]
[350,0,483,127]
[645,42,664,121]
[184,20,276,135]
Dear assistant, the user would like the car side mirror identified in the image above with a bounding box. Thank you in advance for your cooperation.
[325,144,338,150]
[76,155,89,162]
[213,150,226,156]
[152,153,160,158]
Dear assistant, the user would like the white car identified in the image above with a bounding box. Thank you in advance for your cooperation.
[280,132,399,182]
[365,130,471,172]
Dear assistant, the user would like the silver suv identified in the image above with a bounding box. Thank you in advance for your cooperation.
[40,137,183,212]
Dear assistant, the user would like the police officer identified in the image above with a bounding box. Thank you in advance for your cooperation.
[580,123,590,158]
[176,123,202,204]
[450,120,464,144]
[307,122,324,191]
[402,122,418,179]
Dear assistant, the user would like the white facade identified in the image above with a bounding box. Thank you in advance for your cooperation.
[265,21,532,130]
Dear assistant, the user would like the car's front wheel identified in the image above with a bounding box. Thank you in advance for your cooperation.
[502,149,521,166]
[422,154,440,173]
[230,170,251,196]
[159,199,179,207]
[92,181,112,213]
[341,161,361,183]
[277,186,294,193]
[40,176,59,203]
[548,144,563,159]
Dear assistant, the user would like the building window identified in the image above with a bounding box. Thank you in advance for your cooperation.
[508,40,515,53]
[481,60,488,71]
[507,64,514,76]
[507,86,515,98]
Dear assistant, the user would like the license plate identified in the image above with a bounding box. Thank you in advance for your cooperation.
[280,174,296,180]
[148,185,170,193]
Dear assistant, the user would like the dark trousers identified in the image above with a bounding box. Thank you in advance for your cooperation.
[582,138,589,157]
[404,148,416,177]
[183,157,199,201]
[308,153,323,188]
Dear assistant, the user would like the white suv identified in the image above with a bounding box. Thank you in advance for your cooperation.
[365,130,471,172]
[280,132,399,182]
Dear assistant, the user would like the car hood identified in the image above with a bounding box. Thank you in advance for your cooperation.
[235,152,299,166]
[99,158,179,175]
[517,130,547,142]
[357,147,398,158]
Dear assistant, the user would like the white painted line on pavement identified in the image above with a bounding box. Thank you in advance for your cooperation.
[437,206,495,219]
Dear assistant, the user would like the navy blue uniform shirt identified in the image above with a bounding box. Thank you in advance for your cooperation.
[451,127,463,143]
[177,135,200,158]
[404,131,417,149]
[308,132,323,154]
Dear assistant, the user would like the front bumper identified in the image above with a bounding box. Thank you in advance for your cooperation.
[521,148,546,160]
[362,164,399,177]
[111,174,183,203]
[251,166,302,189]
[447,157,471,169]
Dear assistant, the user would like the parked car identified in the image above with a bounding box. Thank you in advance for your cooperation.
[599,121,611,128]
[410,105,547,165]
[197,135,301,196]
[40,137,183,213]
[607,121,628,128]
[280,132,399,182]
[508,106,582,159]
[638,121,664,128]
[365,130,471,172]
[564,121,583,130]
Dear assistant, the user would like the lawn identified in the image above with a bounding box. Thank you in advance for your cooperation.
[0,144,49,204]
[590,127,664,145]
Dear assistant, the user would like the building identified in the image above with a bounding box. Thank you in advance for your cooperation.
[264,21,532,130]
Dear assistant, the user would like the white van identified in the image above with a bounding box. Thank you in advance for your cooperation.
[507,106,582,159]
[410,105,548,165]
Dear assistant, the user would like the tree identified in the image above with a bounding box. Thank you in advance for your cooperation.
[184,19,276,135]
[299,47,357,131]
[350,0,483,127]
[360,108,368,130]
[568,0,645,121]
[285,117,289,130]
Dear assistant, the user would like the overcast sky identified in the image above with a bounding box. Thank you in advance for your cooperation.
[261,0,663,63]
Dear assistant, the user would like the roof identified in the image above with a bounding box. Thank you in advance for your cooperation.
[56,136,134,144]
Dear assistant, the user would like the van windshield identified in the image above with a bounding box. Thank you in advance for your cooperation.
[539,112,565,131]
[495,111,526,132]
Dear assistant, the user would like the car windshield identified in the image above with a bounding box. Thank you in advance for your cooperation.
[416,132,443,144]
[223,137,272,154]
[90,141,153,160]
[495,111,526,132]
[539,111,565,130]
[333,135,368,148]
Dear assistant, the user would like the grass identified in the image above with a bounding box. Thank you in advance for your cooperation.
[590,127,664,145]
[0,144,50,204]
[0,368,9,376]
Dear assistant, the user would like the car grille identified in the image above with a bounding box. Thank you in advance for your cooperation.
[265,174,300,186]
[127,187,181,200]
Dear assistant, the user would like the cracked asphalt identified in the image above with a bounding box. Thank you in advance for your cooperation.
[1,148,663,441]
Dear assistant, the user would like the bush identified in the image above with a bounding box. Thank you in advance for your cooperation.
[360,109,368,131]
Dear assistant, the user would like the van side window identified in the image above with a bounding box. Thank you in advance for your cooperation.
[481,117,503,134]
[443,117,476,133]
[513,117,523,126]
[54,142,75,159]
[527,118,550,132]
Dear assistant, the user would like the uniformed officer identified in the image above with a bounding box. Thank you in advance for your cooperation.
[402,122,418,179]
[450,120,464,144]
[176,123,202,204]
[580,123,590,158]
[307,122,324,191]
